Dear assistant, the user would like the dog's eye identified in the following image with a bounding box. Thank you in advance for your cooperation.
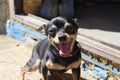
[49,29,55,33]
[65,25,76,34]
[48,29,56,37]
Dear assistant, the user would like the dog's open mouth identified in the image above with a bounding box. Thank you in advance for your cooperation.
[58,41,71,57]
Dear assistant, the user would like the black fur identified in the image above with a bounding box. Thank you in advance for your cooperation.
[22,17,81,80]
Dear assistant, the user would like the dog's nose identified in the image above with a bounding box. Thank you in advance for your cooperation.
[58,35,67,42]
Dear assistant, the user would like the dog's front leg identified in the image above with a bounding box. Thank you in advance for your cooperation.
[72,67,81,80]
[40,65,48,80]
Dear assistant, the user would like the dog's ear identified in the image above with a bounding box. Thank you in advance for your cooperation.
[37,24,47,35]
[68,18,80,29]
[73,18,80,28]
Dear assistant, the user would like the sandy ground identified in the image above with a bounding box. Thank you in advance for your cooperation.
[0,35,101,80]
[0,35,40,80]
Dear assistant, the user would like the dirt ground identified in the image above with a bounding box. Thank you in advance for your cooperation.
[0,35,40,80]
[0,35,101,80]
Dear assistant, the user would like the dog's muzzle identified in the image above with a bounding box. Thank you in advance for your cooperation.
[57,34,72,57]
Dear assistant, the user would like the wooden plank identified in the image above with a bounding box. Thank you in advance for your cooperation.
[77,35,120,65]
[14,15,47,29]
[8,0,15,18]
[12,15,120,64]
[28,14,49,23]
[78,29,120,50]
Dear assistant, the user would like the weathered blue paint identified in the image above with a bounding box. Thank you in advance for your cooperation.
[93,67,107,78]
[6,20,46,41]
[82,52,119,78]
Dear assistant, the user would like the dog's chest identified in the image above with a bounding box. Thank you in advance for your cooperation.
[46,59,81,70]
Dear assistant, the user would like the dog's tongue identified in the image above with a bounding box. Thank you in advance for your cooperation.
[59,43,70,56]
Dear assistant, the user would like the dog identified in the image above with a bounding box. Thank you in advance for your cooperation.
[20,17,81,80]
